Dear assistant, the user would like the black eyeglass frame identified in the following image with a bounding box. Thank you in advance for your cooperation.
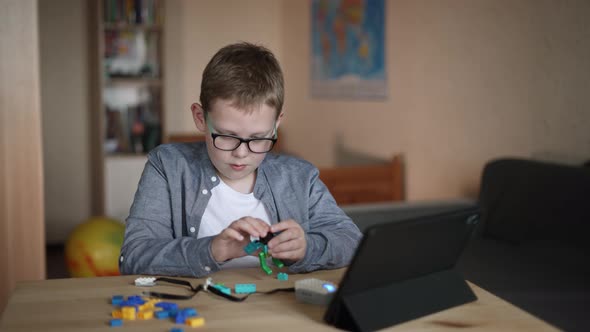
[205,114,278,154]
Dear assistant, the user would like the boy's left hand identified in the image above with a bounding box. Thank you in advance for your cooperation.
[267,220,306,262]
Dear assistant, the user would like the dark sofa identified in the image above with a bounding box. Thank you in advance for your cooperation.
[342,158,590,331]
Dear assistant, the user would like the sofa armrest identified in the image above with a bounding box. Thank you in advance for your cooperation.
[342,199,477,232]
[479,158,590,246]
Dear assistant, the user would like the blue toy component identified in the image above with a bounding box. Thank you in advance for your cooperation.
[109,318,123,327]
[235,283,257,294]
[182,308,198,317]
[213,284,231,295]
[175,311,186,324]
[244,241,263,255]
[126,295,145,305]
[277,272,288,281]
[171,328,184,332]
[111,295,124,305]
[155,310,170,319]
[156,302,178,311]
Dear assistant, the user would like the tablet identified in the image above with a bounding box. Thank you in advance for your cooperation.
[324,206,480,331]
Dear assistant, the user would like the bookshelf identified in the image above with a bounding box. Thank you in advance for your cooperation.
[90,0,165,217]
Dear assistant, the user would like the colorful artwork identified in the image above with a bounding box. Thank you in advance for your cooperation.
[311,0,386,99]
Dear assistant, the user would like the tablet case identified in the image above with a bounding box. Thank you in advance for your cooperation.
[324,207,480,332]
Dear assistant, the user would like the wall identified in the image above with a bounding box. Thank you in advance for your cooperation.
[164,0,590,200]
[278,0,590,200]
[0,0,45,312]
[39,0,91,244]
[37,0,590,241]
[164,0,284,134]
[105,156,147,221]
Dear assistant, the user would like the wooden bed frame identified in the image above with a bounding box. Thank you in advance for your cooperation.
[318,155,404,205]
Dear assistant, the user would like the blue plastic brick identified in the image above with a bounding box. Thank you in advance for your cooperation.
[155,310,170,319]
[244,241,263,255]
[277,272,288,281]
[111,295,124,305]
[109,318,123,327]
[171,328,184,332]
[235,283,256,294]
[182,308,197,317]
[175,312,186,324]
[127,295,145,305]
[156,302,178,311]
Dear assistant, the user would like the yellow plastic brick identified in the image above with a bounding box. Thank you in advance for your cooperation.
[186,316,205,327]
[121,306,136,320]
[138,310,154,320]
[111,309,122,318]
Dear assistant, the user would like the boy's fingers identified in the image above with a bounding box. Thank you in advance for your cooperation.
[270,219,298,233]
[237,217,271,237]
[221,228,245,241]
[269,238,301,253]
[230,219,262,238]
[270,248,303,261]
[268,222,304,248]
[268,228,298,248]
[250,217,272,236]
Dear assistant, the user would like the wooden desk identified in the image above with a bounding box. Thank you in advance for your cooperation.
[0,268,558,331]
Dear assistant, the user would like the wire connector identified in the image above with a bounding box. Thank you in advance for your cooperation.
[203,277,214,291]
[134,277,156,287]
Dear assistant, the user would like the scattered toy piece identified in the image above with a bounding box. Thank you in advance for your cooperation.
[186,316,205,328]
[135,277,157,287]
[235,284,256,294]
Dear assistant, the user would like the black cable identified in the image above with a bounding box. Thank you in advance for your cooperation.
[140,277,295,302]
[142,277,204,300]
[156,277,201,292]
[142,291,198,300]
[257,287,295,295]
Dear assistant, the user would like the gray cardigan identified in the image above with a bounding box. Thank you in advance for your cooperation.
[119,142,362,277]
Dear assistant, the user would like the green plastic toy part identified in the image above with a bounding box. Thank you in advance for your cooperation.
[244,232,285,275]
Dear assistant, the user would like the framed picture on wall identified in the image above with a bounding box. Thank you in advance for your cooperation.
[311,0,386,99]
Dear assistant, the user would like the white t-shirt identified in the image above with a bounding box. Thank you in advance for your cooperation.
[197,178,272,269]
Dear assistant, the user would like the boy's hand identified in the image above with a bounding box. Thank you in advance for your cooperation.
[211,217,270,262]
[267,220,306,262]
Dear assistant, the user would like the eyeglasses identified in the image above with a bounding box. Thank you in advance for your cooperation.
[206,117,277,154]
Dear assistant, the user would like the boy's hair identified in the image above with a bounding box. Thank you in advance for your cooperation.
[200,42,284,118]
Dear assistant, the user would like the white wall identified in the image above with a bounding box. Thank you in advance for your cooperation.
[164,0,284,134]
[278,0,590,200]
[39,0,91,244]
[105,156,147,221]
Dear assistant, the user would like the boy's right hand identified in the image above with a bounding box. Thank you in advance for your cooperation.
[210,217,271,263]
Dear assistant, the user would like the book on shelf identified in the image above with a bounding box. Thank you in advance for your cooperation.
[103,0,163,26]
[104,29,160,78]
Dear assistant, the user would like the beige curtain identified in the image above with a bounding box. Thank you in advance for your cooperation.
[0,0,46,313]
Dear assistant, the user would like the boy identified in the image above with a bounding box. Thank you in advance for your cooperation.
[120,42,361,277]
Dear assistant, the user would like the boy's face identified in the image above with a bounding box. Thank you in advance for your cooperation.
[191,99,283,189]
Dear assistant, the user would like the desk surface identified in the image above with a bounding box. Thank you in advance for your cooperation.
[0,268,557,332]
